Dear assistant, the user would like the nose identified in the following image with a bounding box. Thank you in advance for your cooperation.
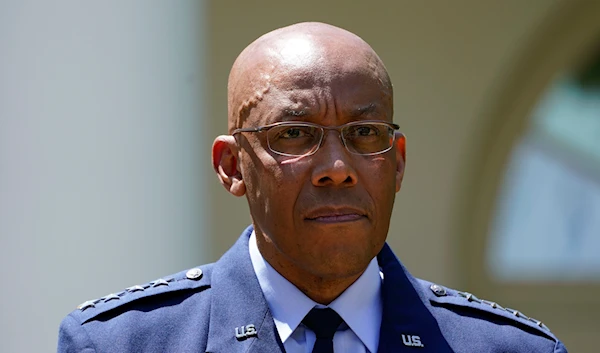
[310,130,358,187]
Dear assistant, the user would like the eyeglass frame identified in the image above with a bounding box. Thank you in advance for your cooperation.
[231,120,401,157]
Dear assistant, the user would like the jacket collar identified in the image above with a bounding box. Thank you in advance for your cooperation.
[206,226,285,353]
[376,243,453,352]
[206,226,453,352]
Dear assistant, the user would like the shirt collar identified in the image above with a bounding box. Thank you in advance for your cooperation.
[249,231,382,353]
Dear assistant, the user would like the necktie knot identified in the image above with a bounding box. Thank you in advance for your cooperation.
[302,307,343,339]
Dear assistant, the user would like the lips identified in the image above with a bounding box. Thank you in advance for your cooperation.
[304,207,367,223]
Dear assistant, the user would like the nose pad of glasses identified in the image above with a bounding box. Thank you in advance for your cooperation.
[319,129,348,152]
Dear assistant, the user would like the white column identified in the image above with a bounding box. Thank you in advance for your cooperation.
[0,1,208,351]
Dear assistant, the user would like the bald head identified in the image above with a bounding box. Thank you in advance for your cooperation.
[227,22,392,132]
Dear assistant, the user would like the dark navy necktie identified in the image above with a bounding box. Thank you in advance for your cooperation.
[302,307,344,353]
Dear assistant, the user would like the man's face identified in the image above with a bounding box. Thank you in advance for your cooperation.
[226,34,404,282]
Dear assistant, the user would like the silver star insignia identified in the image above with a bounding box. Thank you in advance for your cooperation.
[126,285,145,293]
[102,293,120,303]
[151,278,169,287]
[77,300,96,311]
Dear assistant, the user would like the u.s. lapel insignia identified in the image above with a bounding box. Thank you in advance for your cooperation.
[235,324,257,340]
[402,334,424,348]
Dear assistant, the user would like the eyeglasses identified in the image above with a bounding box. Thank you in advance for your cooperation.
[232,120,400,157]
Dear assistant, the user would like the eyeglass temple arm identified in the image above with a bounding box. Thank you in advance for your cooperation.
[232,127,265,134]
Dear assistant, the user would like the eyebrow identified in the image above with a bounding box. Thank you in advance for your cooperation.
[352,103,377,116]
[279,103,378,120]
[283,108,309,117]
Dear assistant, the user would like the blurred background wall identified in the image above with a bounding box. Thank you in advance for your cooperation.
[1,0,599,351]
[0,1,208,351]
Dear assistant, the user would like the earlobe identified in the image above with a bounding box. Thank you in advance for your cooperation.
[212,135,246,197]
[395,132,406,193]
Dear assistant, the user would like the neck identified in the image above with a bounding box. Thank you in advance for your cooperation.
[256,234,365,305]
[289,271,363,305]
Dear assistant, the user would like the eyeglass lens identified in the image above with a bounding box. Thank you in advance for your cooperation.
[266,123,394,156]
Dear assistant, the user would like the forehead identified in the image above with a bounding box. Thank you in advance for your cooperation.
[251,45,392,124]
[266,73,390,118]
[229,28,393,130]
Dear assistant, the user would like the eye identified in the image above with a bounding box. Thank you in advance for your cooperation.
[355,125,378,136]
[346,124,381,138]
[280,127,306,139]
[273,125,315,140]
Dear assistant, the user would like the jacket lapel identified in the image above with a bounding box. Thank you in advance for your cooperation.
[205,226,285,353]
[377,244,454,352]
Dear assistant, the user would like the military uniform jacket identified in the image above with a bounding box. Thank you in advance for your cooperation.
[58,226,568,352]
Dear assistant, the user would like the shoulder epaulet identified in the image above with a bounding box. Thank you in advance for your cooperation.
[421,280,557,340]
[71,264,212,324]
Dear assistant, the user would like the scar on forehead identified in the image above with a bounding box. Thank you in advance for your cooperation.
[236,79,271,129]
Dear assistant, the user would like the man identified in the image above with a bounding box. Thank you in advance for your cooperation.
[58,22,567,352]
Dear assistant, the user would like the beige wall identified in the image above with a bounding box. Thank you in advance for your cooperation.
[205,1,600,351]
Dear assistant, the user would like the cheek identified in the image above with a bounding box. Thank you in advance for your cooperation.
[265,161,307,213]
[361,159,398,218]
[244,151,305,215]
[362,157,397,190]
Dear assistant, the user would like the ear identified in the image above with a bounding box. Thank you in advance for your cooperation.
[394,132,406,193]
[212,135,246,197]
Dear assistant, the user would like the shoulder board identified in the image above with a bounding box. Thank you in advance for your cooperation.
[71,264,213,324]
[420,280,558,341]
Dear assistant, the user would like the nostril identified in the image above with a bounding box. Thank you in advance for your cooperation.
[316,175,354,186]
[318,176,332,184]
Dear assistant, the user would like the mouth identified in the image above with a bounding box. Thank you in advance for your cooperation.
[304,207,367,223]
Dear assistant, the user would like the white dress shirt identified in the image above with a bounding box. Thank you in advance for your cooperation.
[249,231,382,353]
